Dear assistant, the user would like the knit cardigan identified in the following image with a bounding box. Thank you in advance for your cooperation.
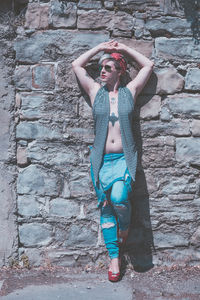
[90,85,138,186]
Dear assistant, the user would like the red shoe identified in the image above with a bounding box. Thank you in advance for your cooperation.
[108,270,121,282]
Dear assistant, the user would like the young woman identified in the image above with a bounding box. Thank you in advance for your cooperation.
[72,40,153,282]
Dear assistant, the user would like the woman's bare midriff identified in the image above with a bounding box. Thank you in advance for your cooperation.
[104,121,123,154]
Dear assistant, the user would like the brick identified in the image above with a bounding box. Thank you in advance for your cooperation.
[32,64,55,90]
[25,3,49,29]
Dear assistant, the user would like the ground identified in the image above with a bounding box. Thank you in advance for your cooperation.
[0,264,200,299]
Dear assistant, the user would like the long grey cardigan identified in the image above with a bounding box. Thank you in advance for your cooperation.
[90,85,138,186]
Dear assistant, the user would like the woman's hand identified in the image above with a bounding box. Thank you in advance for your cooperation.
[98,40,127,53]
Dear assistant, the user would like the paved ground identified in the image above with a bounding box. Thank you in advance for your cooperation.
[0,265,200,299]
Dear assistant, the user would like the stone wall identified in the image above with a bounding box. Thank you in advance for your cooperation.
[1,0,200,268]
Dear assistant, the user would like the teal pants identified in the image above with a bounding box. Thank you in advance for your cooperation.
[100,180,132,259]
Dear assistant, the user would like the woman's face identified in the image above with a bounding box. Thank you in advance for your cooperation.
[99,59,121,83]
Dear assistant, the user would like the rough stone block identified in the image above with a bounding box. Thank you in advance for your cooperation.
[14,30,109,63]
[50,1,77,29]
[154,231,188,249]
[77,9,114,30]
[141,120,190,137]
[167,94,200,118]
[155,38,200,61]
[27,141,79,166]
[154,67,184,95]
[17,195,41,217]
[176,138,200,166]
[109,12,135,37]
[49,198,79,218]
[104,1,114,9]
[146,17,192,37]
[16,121,62,140]
[137,95,161,120]
[185,68,200,91]
[0,167,18,266]
[78,0,102,10]
[162,177,195,195]
[32,64,55,90]
[190,227,200,247]
[17,164,61,196]
[14,66,32,91]
[25,3,49,29]
[19,248,43,267]
[19,93,46,119]
[61,224,97,247]
[17,146,28,166]
[69,171,90,197]
[0,109,10,161]
[142,138,175,168]
[192,120,200,137]
[19,223,52,247]
[47,250,77,267]
[114,38,153,59]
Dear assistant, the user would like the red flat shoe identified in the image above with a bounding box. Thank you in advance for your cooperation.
[108,270,121,282]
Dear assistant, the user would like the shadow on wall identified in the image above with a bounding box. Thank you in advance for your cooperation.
[172,0,200,44]
[125,72,158,273]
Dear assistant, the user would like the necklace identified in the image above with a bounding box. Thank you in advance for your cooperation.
[110,97,116,104]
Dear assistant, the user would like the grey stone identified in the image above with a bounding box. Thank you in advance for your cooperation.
[17,195,41,216]
[19,248,43,267]
[154,231,188,249]
[0,167,18,267]
[32,64,55,90]
[190,227,200,247]
[62,224,97,247]
[17,146,28,166]
[16,121,62,140]
[109,12,135,37]
[49,198,79,218]
[50,1,77,29]
[27,141,79,166]
[78,0,102,10]
[176,138,200,166]
[14,66,32,91]
[69,171,90,198]
[104,1,114,9]
[137,95,161,120]
[19,223,52,247]
[77,9,114,30]
[19,93,46,119]
[146,17,192,37]
[47,250,77,267]
[192,120,200,137]
[167,94,200,118]
[155,38,200,61]
[185,68,200,91]
[14,30,109,63]
[155,67,184,95]
[162,177,195,195]
[141,120,190,137]
[17,164,61,196]
[160,106,172,121]
[0,109,10,161]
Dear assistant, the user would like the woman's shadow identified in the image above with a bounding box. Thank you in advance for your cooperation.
[122,70,158,274]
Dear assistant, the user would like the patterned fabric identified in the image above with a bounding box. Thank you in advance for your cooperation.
[90,85,138,186]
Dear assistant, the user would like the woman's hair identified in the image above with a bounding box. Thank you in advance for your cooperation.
[98,53,127,74]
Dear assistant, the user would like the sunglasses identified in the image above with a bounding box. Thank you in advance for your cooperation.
[99,64,113,73]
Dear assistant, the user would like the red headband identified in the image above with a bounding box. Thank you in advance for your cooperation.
[110,53,127,74]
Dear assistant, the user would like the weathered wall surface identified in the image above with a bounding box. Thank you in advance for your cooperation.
[1,0,200,268]
[0,8,18,266]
